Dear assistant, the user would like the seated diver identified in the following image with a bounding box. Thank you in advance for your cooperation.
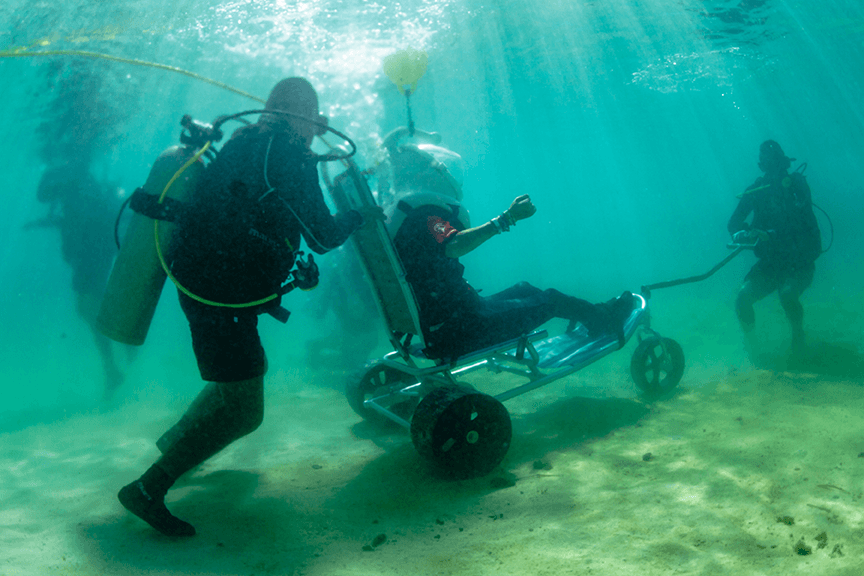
[381,129,635,361]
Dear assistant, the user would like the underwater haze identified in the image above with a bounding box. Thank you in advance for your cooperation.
[2,1,864,575]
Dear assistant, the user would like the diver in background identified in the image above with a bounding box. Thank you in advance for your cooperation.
[30,162,126,396]
[728,140,821,354]
[29,61,133,399]
[117,77,377,538]
[384,129,635,361]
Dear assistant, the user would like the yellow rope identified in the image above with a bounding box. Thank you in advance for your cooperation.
[0,49,265,104]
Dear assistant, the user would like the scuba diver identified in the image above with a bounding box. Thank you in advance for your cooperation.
[29,162,128,397]
[728,140,821,355]
[117,77,380,537]
[382,128,636,361]
[27,60,135,400]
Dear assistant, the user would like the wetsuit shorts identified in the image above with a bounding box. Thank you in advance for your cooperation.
[743,258,815,300]
[178,292,267,382]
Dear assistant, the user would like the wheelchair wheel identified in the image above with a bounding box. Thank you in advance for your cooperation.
[630,336,685,396]
[411,385,512,479]
[346,361,419,425]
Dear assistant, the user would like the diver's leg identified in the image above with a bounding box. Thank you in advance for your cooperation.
[483,282,598,322]
[483,282,546,303]
[156,382,221,454]
[735,263,778,362]
[735,263,774,332]
[118,375,265,537]
[778,263,814,353]
[735,282,758,331]
[479,283,621,338]
[781,293,805,353]
[464,283,614,348]
[76,291,124,397]
[477,283,557,344]
[93,328,124,397]
[118,293,266,537]
[156,376,265,478]
[429,283,553,358]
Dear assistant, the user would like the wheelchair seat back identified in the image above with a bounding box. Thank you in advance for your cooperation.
[327,160,427,348]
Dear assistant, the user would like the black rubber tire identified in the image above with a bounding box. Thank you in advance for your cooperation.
[345,361,419,425]
[411,385,512,479]
[630,337,685,396]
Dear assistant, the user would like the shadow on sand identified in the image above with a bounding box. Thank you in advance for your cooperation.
[343,392,659,490]
[77,470,314,575]
[751,338,864,379]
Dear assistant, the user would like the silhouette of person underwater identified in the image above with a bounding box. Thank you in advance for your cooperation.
[728,140,821,356]
[30,162,129,397]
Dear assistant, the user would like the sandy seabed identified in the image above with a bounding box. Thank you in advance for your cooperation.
[2,293,863,576]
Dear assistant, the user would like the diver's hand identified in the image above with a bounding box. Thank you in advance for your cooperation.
[507,194,537,222]
[292,252,320,290]
[751,229,771,242]
[732,230,752,244]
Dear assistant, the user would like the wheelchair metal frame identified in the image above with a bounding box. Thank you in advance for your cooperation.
[363,294,655,429]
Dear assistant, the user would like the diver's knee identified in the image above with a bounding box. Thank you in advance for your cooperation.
[736,280,754,301]
[735,287,756,327]
[222,376,265,438]
[236,402,264,436]
[778,286,799,307]
[779,295,803,325]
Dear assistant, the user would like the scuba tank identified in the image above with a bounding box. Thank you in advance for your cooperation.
[96,144,205,345]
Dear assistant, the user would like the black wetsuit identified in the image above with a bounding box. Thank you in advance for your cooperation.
[393,204,607,360]
[170,121,362,382]
[727,170,821,332]
[155,122,361,480]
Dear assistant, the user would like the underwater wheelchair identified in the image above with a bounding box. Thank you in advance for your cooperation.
[327,159,685,478]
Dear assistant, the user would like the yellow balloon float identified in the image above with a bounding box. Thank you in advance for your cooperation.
[383,47,428,95]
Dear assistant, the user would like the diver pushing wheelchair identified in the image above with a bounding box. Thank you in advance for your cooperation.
[324,127,685,479]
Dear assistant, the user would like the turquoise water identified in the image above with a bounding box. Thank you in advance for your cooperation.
[2,0,862,418]
[2,1,863,421]
[1,2,863,566]
[0,0,864,576]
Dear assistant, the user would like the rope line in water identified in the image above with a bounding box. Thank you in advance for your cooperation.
[0,49,265,104]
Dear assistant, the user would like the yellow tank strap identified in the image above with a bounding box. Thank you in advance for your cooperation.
[154,142,280,309]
